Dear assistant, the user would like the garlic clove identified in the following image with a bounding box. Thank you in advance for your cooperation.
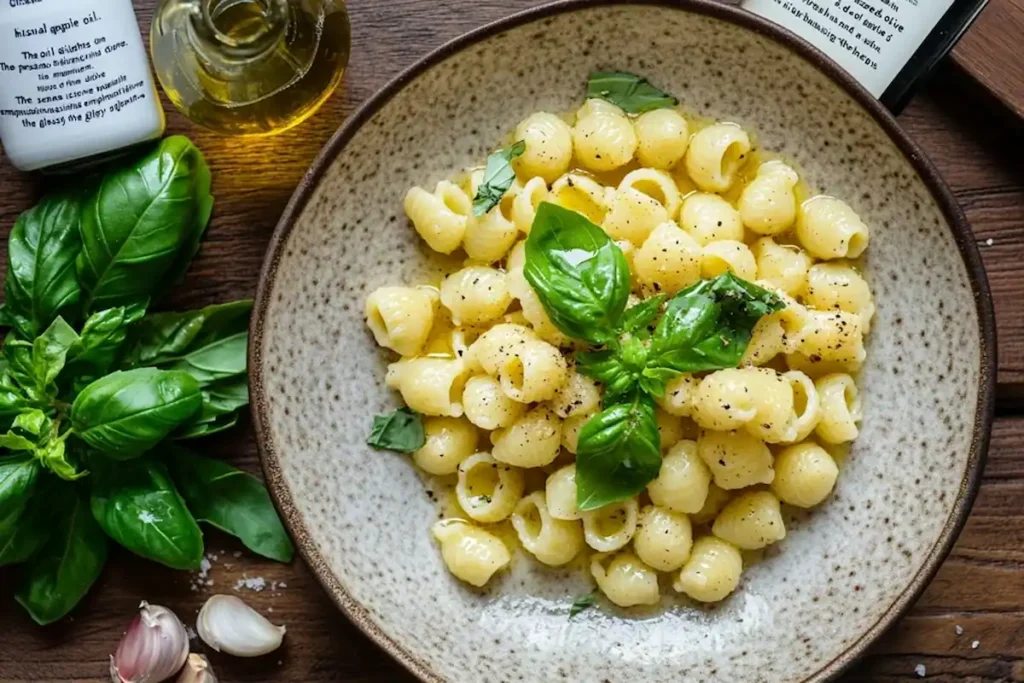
[175,653,217,683]
[110,601,190,683]
[196,594,286,657]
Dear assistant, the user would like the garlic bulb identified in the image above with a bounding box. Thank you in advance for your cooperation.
[110,602,189,683]
[175,654,217,683]
[196,594,286,657]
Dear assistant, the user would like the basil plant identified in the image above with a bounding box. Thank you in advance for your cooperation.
[0,136,292,625]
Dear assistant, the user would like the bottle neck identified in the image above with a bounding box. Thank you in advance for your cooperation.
[191,0,290,57]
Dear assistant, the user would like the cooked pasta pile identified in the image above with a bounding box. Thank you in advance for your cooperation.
[365,73,872,610]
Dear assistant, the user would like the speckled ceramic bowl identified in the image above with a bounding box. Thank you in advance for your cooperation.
[250,2,996,681]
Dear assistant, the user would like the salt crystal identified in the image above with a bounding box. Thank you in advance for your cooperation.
[186,626,198,640]
[278,582,287,588]
[985,238,994,246]
[198,558,212,576]
[914,664,926,677]
[234,575,267,592]
[267,607,274,613]
[955,624,963,635]
[233,551,242,558]
[972,640,979,649]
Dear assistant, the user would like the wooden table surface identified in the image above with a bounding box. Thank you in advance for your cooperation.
[1,1,1022,681]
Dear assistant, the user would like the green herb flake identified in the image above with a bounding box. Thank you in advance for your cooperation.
[586,71,678,114]
[368,408,425,453]
[472,141,526,217]
[569,590,598,618]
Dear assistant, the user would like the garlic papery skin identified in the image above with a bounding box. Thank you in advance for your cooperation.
[196,594,286,657]
[110,602,190,683]
[175,654,217,683]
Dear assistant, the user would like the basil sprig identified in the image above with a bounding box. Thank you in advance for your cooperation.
[473,141,526,217]
[0,137,289,625]
[525,202,783,510]
[586,71,678,114]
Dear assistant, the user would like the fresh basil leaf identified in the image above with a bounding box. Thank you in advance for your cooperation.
[15,487,109,625]
[122,300,252,370]
[576,349,640,405]
[0,455,40,531]
[367,408,425,453]
[71,368,203,459]
[0,472,57,566]
[620,294,665,335]
[0,371,31,426]
[575,393,661,511]
[524,202,630,344]
[3,317,80,404]
[90,457,203,570]
[166,446,293,563]
[66,302,149,383]
[175,376,248,440]
[569,589,598,618]
[164,330,247,388]
[37,438,87,482]
[77,136,214,312]
[12,408,47,437]
[586,71,678,114]
[2,192,84,340]
[644,273,784,379]
[472,141,526,217]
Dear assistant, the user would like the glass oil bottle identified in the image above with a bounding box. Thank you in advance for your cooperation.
[150,0,351,135]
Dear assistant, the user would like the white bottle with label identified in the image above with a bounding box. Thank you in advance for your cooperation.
[0,0,165,172]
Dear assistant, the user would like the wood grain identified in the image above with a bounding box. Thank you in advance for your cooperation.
[0,1,1021,682]
[952,0,1024,120]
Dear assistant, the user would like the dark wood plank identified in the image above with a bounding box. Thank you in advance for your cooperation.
[0,1,1021,682]
[952,0,1024,120]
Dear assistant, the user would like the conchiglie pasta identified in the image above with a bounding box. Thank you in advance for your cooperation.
[365,286,439,357]
[814,373,862,443]
[634,505,693,571]
[404,182,472,254]
[461,375,526,430]
[804,262,875,333]
[412,416,478,475]
[701,240,757,281]
[511,491,585,566]
[513,112,573,183]
[795,310,865,368]
[797,195,870,260]
[619,168,682,219]
[656,408,686,452]
[561,411,594,455]
[772,442,839,507]
[591,551,661,607]
[572,106,638,172]
[491,405,562,468]
[684,123,751,193]
[783,370,821,443]
[602,187,669,246]
[440,266,511,326]
[655,373,698,416]
[467,323,536,375]
[679,192,744,246]
[738,161,800,235]
[386,357,469,417]
[512,176,549,234]
[456,453,525,523]
[697,428,774,490]
[498,339,569,403]
[712,490,786,550]
[648,440,712,514]
[548,368,601,418]
[633,222,703,295]
[432,519,510,587]
[634,108,689,169]
[582,497,639,552]
[691,484,732,525]
[549,172,613,225]
[463,171,520,263]
[545,464,580,520]
[740,314,786,367]
[691,367,796,443]
[674,536,742,603]
[751,237,811,298]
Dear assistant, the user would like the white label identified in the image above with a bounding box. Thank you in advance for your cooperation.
[0,0,164,171]
[741,0,956,96]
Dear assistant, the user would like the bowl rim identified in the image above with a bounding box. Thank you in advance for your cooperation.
[248,1,997,681]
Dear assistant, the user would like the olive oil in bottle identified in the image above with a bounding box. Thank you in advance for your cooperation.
[151,0,350,135]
